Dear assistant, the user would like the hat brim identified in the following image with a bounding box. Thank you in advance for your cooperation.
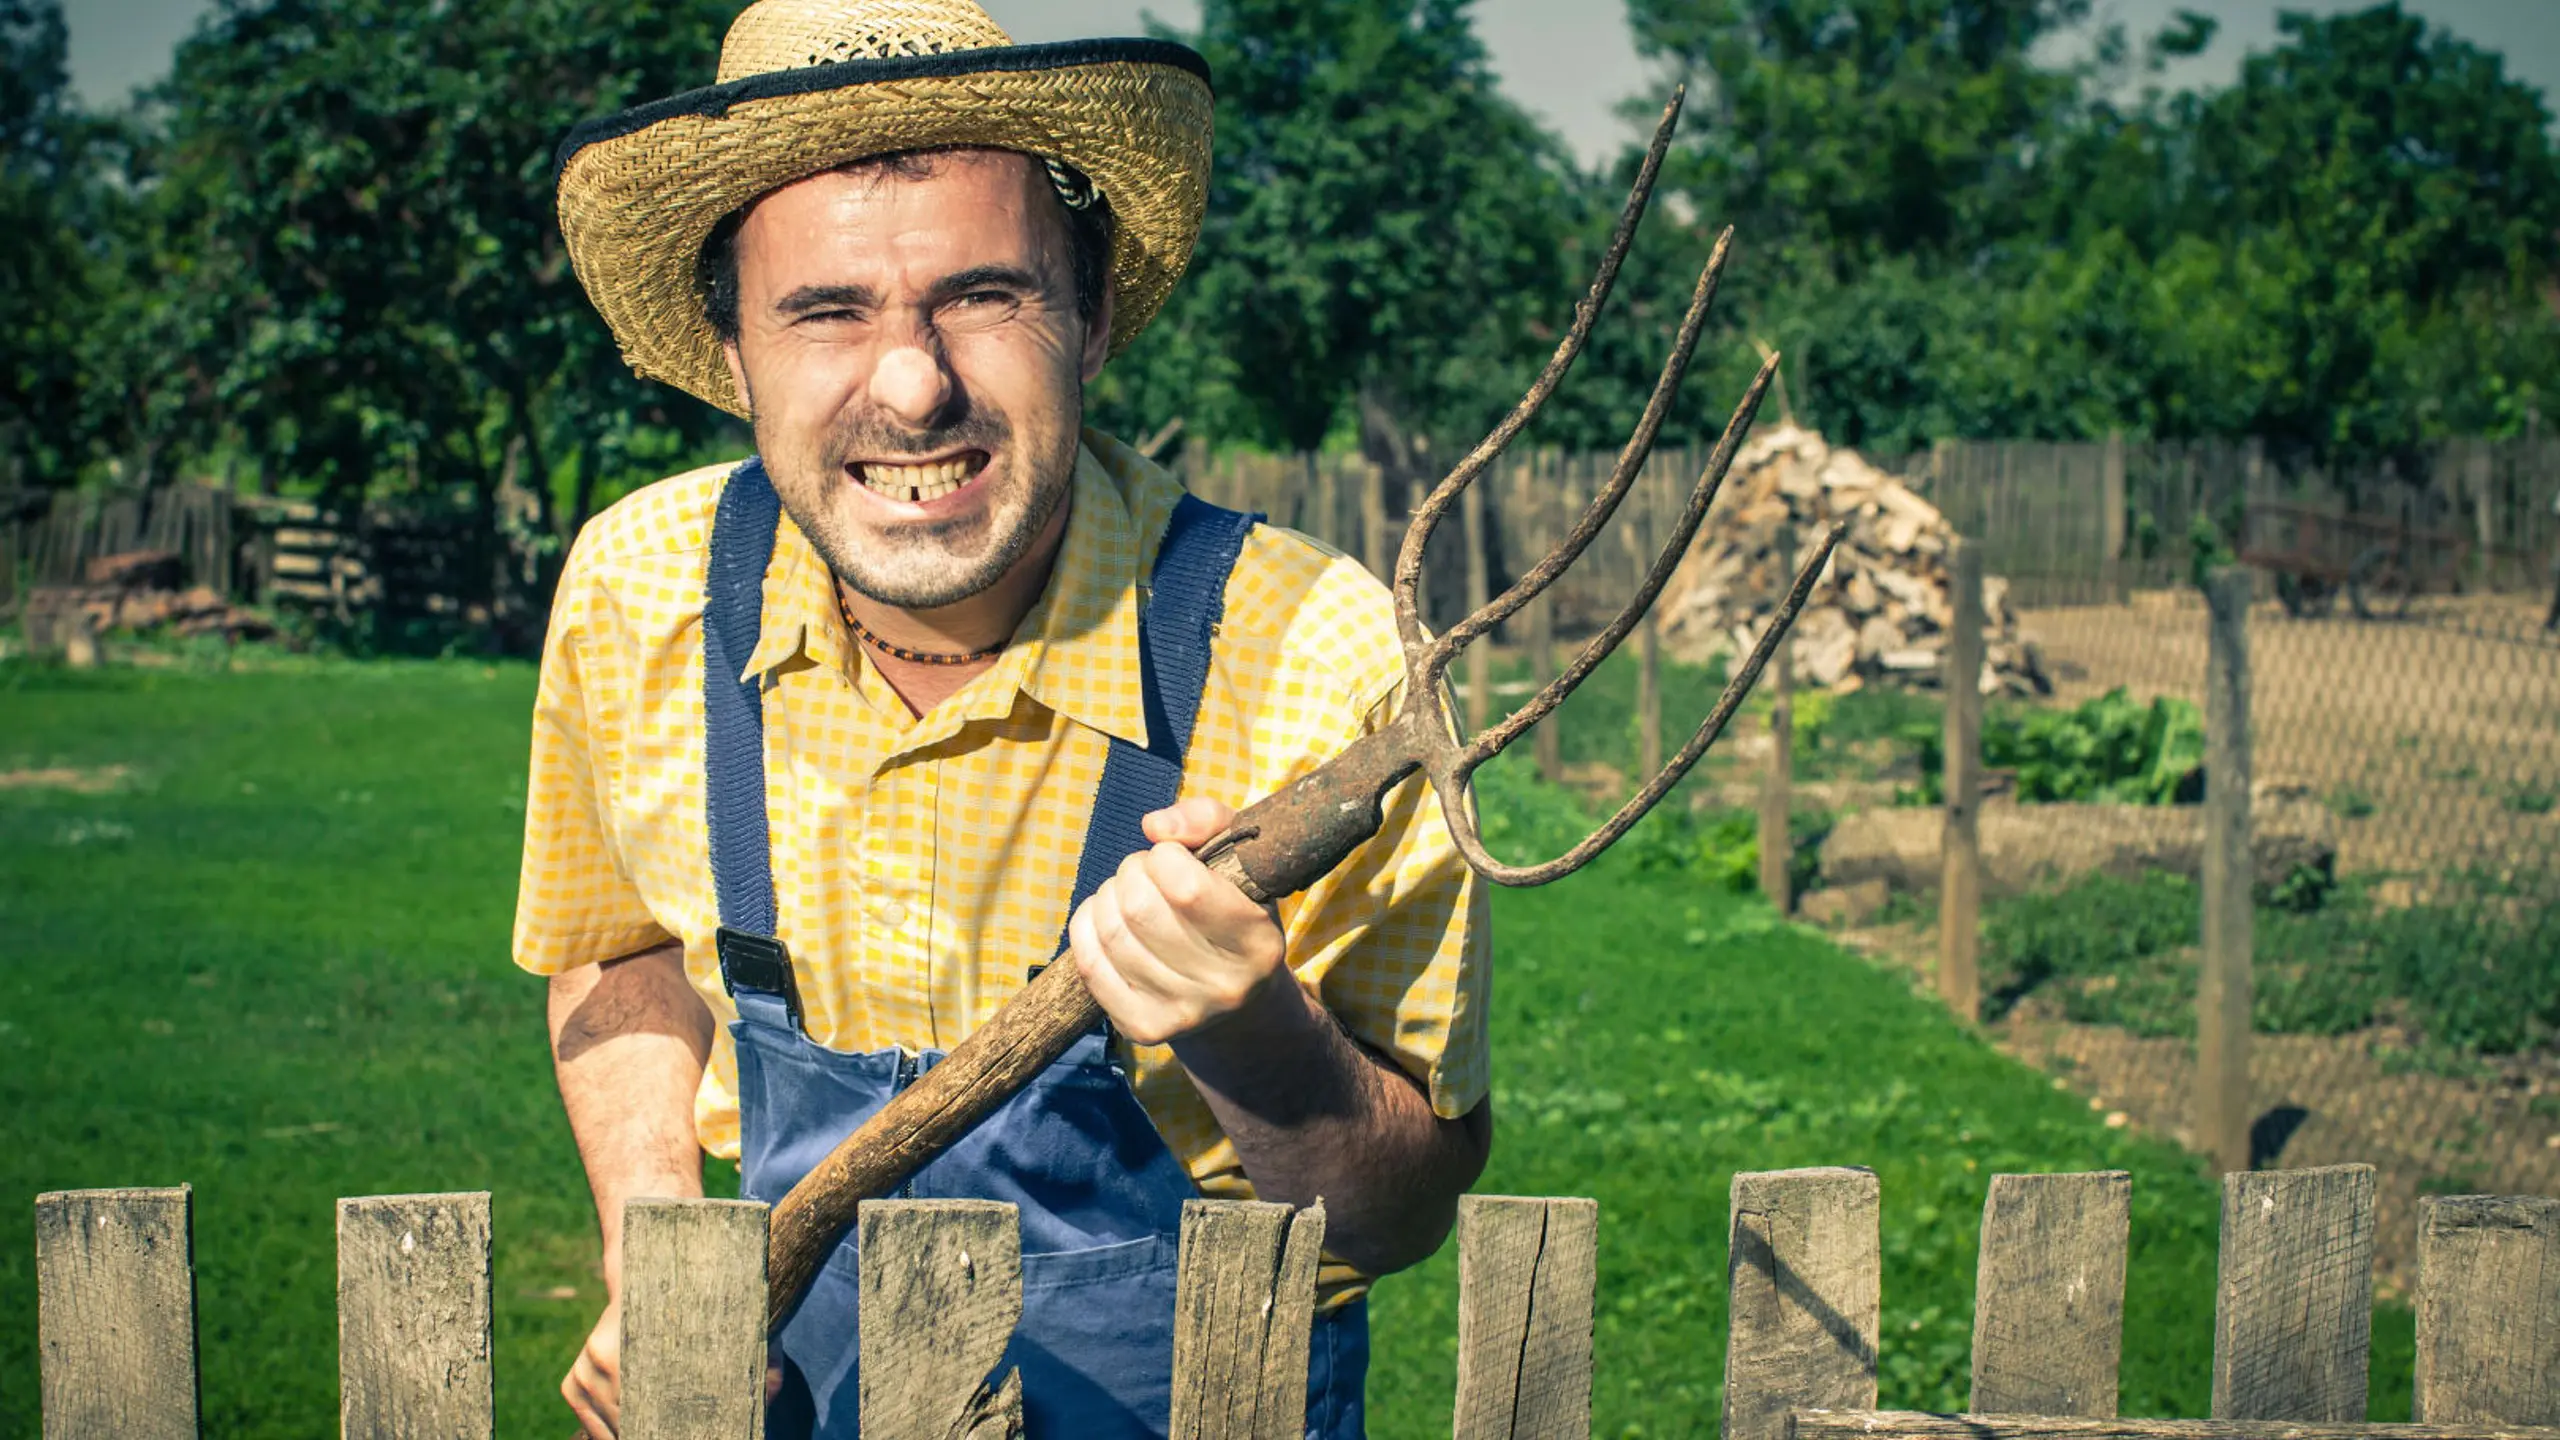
[555,40,1214,419]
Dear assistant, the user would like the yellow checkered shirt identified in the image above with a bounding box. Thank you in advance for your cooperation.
[513,430,1487,1284]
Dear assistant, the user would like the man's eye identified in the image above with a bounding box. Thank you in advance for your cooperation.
[957,290,1017,309]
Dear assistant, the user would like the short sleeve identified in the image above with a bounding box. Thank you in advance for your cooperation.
[1281,675,1489,1121]
[512,547,672,975]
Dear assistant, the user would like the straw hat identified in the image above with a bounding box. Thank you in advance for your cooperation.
[554,0,1214,418]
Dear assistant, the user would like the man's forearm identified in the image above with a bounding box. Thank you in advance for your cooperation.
[1171,975,1490,1278]
[548,940,715,1294]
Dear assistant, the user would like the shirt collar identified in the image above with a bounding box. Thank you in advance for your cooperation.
[739,505,851,686]
[1016,442,1150,750]
[733,440,1155,752]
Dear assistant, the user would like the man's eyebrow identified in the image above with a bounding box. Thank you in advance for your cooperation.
[773,283,881,316]
[931,265,1048,300]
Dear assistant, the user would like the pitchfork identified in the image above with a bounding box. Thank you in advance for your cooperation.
[761,89,1847,1326]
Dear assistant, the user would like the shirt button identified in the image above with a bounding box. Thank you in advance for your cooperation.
[877,900,909,928]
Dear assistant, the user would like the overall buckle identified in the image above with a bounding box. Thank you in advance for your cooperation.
[717,927,805,1031]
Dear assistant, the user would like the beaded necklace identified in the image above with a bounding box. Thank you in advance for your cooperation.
[838,593,1005,667]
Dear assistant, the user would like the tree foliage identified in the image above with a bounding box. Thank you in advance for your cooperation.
[1093,0,1586,474]
[0,0,105,486]
[4,0,2554,646]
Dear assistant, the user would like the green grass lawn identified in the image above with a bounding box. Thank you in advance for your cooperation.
[0,655,2414,1437]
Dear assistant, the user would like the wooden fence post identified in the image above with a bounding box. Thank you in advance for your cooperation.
[1940,539,1984,1022]
[2414,1194,2560,1424]
[2201,568,2255,1180]
[1464,475,1491,736]
[1760,523,1797,912]
[1361,460,1388,582]
[1453,1195,1598,1440]
[1723,1168,1880,1440]
[1970,1171,2131,1416]
[2102,431,2128,604]
[858,1199,1024,1440]
[621,1198,771,1440]
[35,1186,200,1440]
[1519,460,1561,785]
[2213,1165,2376,1422]
[1169,1199,1326,1440]
[338,1193,494,1440]
[1312,456,1337,555]
[1624,461,1664,779]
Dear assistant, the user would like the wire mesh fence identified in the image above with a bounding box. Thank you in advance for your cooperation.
[1186,431,2560,1295]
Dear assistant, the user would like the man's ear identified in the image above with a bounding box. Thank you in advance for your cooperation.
[1078,280,1116,385]
[721,340,752,415]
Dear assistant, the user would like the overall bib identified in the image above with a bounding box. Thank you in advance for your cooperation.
[701,458,1370,1439]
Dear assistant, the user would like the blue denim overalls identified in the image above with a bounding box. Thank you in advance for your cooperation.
[700,458,1369,1439]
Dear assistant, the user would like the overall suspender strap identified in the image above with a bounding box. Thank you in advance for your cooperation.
[703,458,801,1023]
[1053,492,1259,958]
[700,454,1262,1011]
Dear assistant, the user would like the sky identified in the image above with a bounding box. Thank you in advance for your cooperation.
[62,0,2560,170]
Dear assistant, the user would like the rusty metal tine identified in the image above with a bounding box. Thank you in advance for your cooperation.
[1393,88,1687,660]
[1440,521,1847,886]
[1424,229,1737,671]
[1461,349,1779,764]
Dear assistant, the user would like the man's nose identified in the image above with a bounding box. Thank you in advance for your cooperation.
[868,343,953,427]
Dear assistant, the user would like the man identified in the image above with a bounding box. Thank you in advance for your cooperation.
[523,2,1491,1436]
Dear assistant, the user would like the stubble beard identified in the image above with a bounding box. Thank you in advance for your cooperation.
[755,397,1083,612]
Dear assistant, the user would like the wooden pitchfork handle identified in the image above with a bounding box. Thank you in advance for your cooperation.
[760,88,1849,1331]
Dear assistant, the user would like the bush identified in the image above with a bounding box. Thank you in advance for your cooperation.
[1904,688,2204,806]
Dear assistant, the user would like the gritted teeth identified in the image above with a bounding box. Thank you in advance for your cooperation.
[854,453,983,503]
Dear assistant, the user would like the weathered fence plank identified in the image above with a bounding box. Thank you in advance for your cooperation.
[2212,1165,2375,1422]
[2413,1194,2560,1425]
[1939,540,1984,1022]
[858,1199,1023,1440]
[1971,1171,2131,1417]
[1793,1412,2560,1440]
[1452,1195,1599,1440]
[337,1192,493,1440]
[35,1186,200,1440]
[1726,1168,1880,1440]
[622,1198,771,1440]
[1168,1199,1325,1440]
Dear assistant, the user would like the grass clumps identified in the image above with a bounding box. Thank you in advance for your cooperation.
[1980,869,2560,1057]
[1470,751,1833,901]
[2,657,2428,1435]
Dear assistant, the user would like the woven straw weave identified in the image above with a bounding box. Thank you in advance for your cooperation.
[719,0,1012,78]
[557,0,1212,418]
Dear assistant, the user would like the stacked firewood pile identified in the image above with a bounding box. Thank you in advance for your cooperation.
[1657,424,2051,695]
[21,551,276,661]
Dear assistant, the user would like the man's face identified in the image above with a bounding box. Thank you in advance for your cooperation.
[721,150,1111,610]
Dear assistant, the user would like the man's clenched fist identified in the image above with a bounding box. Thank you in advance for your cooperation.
[1067,797,1290,1045]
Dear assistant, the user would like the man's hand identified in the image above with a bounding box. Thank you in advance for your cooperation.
[1069,796,1491,1276]
[1068,797,1289,1045]
[548,943,714,1438]
[563,1298,622,1439]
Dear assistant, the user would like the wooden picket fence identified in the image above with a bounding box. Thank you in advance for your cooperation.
[31,1162,2559,1438]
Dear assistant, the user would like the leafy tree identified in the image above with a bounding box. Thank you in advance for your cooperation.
[1095,0,1586,473]
[131,0,746,638]
[2170,4,2560,450]
[1625,0,2096,286]
[0,0,102,487]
